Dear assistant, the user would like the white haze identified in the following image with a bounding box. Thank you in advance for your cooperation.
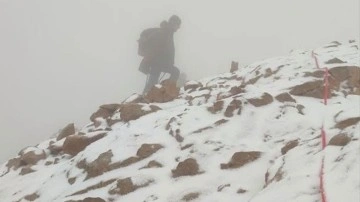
[0,0,359,163]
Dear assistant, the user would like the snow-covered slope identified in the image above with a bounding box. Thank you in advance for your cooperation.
[1,41,359,202]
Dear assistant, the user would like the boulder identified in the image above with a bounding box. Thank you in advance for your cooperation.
[221,151,261,169]
[328,134,351,146]
[63,133,106,156]
[57,123,76,141]
[275,92,296,103]
[136,144,163,159]
[120,104,161,122]
[248,93,274,107]
[281,140,299,155]
[145,79,180,103]
[172,158,200,178]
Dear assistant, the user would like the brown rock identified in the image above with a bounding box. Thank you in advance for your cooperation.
[207,100,224,114]
[69,198,106,202]
[182,192,200,201]
[20,150,46,166]
[172,158,200,178]
[85,150,113,179]
[248,93,274,107]
[237,188,247,194]
[112,178,136,195]
[335,117,360,130]
[275,93,296,103]
[229,86,245,96]
[48,144,63,155]
[281,140,299,155]
[24,193,39,201]
[120,103,161,122]
[145,79,180,103]
[325,57,345,64]
[90,103,121,122]
[141,160,163,169]
[224,99,242,117]
[136,144,163,159]
[221,151,261,169]
[230,61,239,73]
[20,166,35,175]
[328,134,351,146]
[68,177,76,185]
[70,179,117,196]
[289,80,324,99]
[63,133,106,156]
[57,123,76,141]
[6,157,21,170]
[184,82,203,91]
[304,70,324,78]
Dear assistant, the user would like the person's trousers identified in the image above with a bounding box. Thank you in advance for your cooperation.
[143,66,180,94]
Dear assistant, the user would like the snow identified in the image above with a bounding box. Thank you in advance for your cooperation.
[0,41,359,202]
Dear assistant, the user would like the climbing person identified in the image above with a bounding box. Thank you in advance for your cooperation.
[137,15,181,94]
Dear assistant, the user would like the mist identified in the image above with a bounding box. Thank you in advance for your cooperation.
[0,0,359,163]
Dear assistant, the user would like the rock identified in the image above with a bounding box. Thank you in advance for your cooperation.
[120,103,161,122]
[275,93,296,103]
[108,177,150,196]
[248,93,274,107]
[207,100,224,114]
[136,144,163,159]
[328,134,351,146]
[237,188,247,194]
[57,123,76,141]
[68,177,76,185]
[221,151,261,169]
[63,133,106,156]
[182,192,200,201]
[67,197,106,202]
[20,150,46,166]
[85,150,113,179]
[328,66,360,94]
[335,117,360,130]
[172,158,200,178]
[325,57,345,64]
[20,166,35,175]
[146,160,163,168]
[48,144,63,155]
[184,81,203,92]
[224,99,242,117]
[289,80,324,99]
[229,86,245,96]
[24,193,39,201]
[281,140,299,155]
[90,104,121,122]
[145,79,180,103]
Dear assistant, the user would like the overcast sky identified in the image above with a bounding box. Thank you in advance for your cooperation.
[0,0,359,164]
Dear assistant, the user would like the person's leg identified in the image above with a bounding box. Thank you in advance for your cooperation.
[143,68,161,95]
[165,66,180,82]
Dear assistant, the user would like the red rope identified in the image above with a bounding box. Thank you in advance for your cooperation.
[312,51,328,202]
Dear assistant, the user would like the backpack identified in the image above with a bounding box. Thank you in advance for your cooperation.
[137,28,161,57]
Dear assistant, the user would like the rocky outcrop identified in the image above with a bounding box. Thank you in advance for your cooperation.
[328,134,351,146]
[63,133,106,156]
[119,103,161,122]
[248,93,273,107]
[289,80,323,99]
[90,104,121,122]
[172,158,200,178]
[136,144,163,158]
[145,79,180,103]
[57,123,76,141]
[275,92,296,103]
[281,140,299,155]
[221,151,261,169]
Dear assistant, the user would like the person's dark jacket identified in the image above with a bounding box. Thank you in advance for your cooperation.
[146,21,175,68]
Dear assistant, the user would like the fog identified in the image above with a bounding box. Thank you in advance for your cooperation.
[0,0,359,163]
